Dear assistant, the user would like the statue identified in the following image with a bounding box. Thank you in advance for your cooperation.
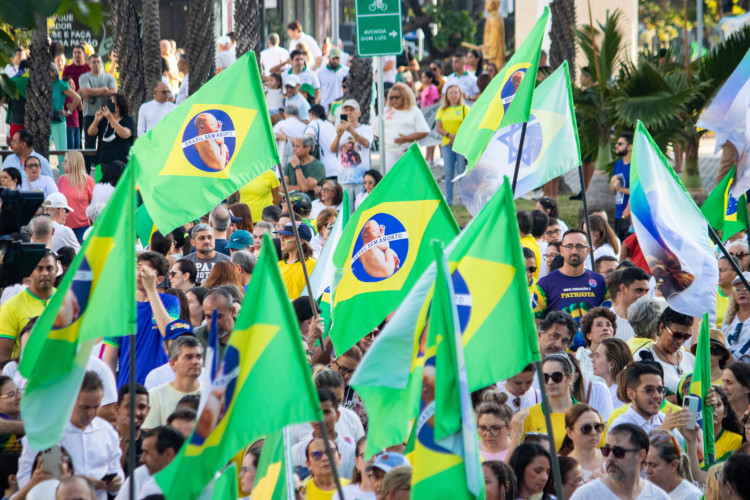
[462,0,505,71]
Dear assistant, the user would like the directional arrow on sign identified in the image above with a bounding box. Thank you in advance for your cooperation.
[389,30,397,37]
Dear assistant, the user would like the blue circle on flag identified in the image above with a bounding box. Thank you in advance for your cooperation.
[181,109,237,172]
[351,213,409,283]
[452,269,471,333]
[52,257,93,330]
[501,68,528,112]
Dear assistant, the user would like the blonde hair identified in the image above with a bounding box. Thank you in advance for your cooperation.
[441,84,465,109]
[387,82,417,110]
[65,151,88,194]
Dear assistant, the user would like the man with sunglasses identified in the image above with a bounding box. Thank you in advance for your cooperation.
[727,240,749,272]
[571,423,669,499]
[137,81,176,136]
[45,192,81,253]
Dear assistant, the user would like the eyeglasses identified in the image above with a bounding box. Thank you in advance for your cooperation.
[543,372,565,383]
[733,285,748,293]
[389,95,401,100]
[321,187,334,192]
[637,386,665,396]
[309,450,329,461]
[0,389,22,399]
[333,360,355,376]
[157,90,170,94]
[169,270,179,276]
[730,252,748,259]
[545,228,561,236]
[561,244,588,251]
[600,445,640,459]
[240,466,252,473]
[25,164,41,169]
[577,423,605,435]
[527,266,537,273]
[664,325,691,343]
[544,253,560,261]
[477,424,506,436]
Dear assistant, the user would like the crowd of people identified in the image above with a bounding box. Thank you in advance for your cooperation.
[2,21,750,500]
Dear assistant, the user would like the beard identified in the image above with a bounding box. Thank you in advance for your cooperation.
[567,254,582,266]
[615,149,627,157]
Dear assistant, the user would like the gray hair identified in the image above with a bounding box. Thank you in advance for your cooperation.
[191,223,213,238]
[300,134,315,151]
[285,104,299,116]
[30,216,53,238]
[255,221,274,234]
[85,203,106,225]
[268,33,280,46]
[729,240,749,253]
[168,336,203,361]
[205,287,234,311]
[231,250,256,274]
[627,296,667,340]
[209,205,231,232]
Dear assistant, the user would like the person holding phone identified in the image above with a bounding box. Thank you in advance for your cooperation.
[86,93,135,177]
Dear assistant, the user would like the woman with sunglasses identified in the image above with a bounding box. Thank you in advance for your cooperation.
[380,83,429,171]
[522,354,577,451]
[576,307,617,384]
[476,392,513,461]
[593,338,634,410]
[636,308,695,402]
[722,273,750,360]
[332,437,376,500]
[645,430,701,499]
[509,443,552,500]
[559,404,606,482]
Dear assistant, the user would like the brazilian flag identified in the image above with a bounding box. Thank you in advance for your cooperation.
[19,165,136,452]
[452,8,548,170]
[250,430,293,500]
[689,314,716,468]
[156,234,321,498]
[329,144,459,355]
[132,52,279,233]
[701,165,749,240]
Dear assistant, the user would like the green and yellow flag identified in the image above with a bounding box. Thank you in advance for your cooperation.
[133,53,279,233]
[19,165,136,451]
[351,176,539,457]
[156,234,321,497]
[198,464,238,499]
[700,165,749,240]
[452,8,548,170]
[250,430,294,500]
[689,314,716,467]
[329,144,459,354]
[410,243,485,500]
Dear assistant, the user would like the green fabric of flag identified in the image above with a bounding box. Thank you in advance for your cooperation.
[250,430,293,500]
[409,243,485,500]
[700,165,749,240]
[452,8,548,170]
[329,144,459,355]
[689,313,716,469]
[350,176,540,457]
[156,234,321,497]
[198,464,238,499]
[19,165,136,452]
[133,53,279,233]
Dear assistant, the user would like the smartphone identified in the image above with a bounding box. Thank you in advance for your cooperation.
[105,100,116,113]
[683,395,699,429]
[340,114,348,122]
[101,472,118,483]
[41,445,62,476]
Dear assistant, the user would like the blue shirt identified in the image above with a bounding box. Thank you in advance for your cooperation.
[613,159,630,219]
[2,151,54,180]
[105,293,180,388]
[533,269,607,324]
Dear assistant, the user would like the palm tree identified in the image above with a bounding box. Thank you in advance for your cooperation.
[142,0,163,94]
[186,0,215,95]
[549,0,576,78]
[111,0,147,115]
[346,54,373,124]
[234,0,262,59]
[24,16,51,157]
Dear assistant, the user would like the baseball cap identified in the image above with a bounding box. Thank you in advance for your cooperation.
[366,452,410,473]
[300,83,315,97]
[328,48,342,59]
[732,271,750,286]
[278,222,313,242]
[218,35,232,46]
[285,74,301,87]
[227,230,254,249]
[45,192,74,212]
[342,99,360,111]
[229,209,242,224]
[165,319,193,340]
[287,190,312,214]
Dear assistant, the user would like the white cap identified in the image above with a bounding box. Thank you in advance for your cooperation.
[218,35,231,46]
[45,192,74,212]
[285,73,300,87]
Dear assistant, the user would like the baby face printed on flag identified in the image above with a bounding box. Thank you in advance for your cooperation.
[351,214,409,282]
[478,64,530,132]
[159,104,257,179]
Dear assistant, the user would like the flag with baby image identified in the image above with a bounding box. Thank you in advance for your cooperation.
[19,165,136,452]
[459,62,580,215]
[156,234,321,498]
[132,52,279,234]
[630,121,718,316]
[452,7,548,170]
[329,144,459,355]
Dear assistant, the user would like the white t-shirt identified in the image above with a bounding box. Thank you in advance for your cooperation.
[332,484,376,500]
[51,220,81,253]
[142,381,202,429]
[305,119,339,178]
[609,383,626,410]
[283,68,320,90]
[273,117,308,167]
[266,88,284,112]
[285,93,311,121]
[4,64,19,77]
[137,99,177,136]
[379,106,430,153]
[21,175,58,198]
[666,479,702,500]
[176,74,189,105]
[91,182,115,205]
[289,33,323,64]
[215,49,236,70]
[635,346,695,396]
[261,46,291,75]
[585,379,614,422]
[317,64,350,111]
[379,55,397,84]
[442,72,480,106]
[612,308,636,342]
[354,190,369,209]
[575,348,605,384]
[496,380,540,414]
[144,362,175,390]
[722,315,750,360]
[571,478,670,500]
[310,199,342,219]
[336,124,374,184]
[289,406,365,446]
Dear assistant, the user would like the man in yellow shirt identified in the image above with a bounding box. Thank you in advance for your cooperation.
[0,251,58,361]
[303,437,350,500]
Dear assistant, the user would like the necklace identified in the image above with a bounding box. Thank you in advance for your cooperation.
[653,345,682,376]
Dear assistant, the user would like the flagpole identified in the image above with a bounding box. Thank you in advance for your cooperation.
[128,170,137,500]
[511,122,528,194]
[578,164,596,270]
[534,361,565,500]
[709,227,750,292]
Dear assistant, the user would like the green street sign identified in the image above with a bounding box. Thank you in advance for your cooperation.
[355,0,403,57]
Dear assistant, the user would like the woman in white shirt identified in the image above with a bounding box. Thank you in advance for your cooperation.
[592,337,633,410]
[566,352,613,422]
[310,179,343,218]
[558,404,606,482]
[584,214,619,263]
[379,82,430,171]
[91,160,126,206]
[20,158,58,198]
[305,105,339,179]
[354,169,382,210]
[644,431,702,500]
[576,307,617,384]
